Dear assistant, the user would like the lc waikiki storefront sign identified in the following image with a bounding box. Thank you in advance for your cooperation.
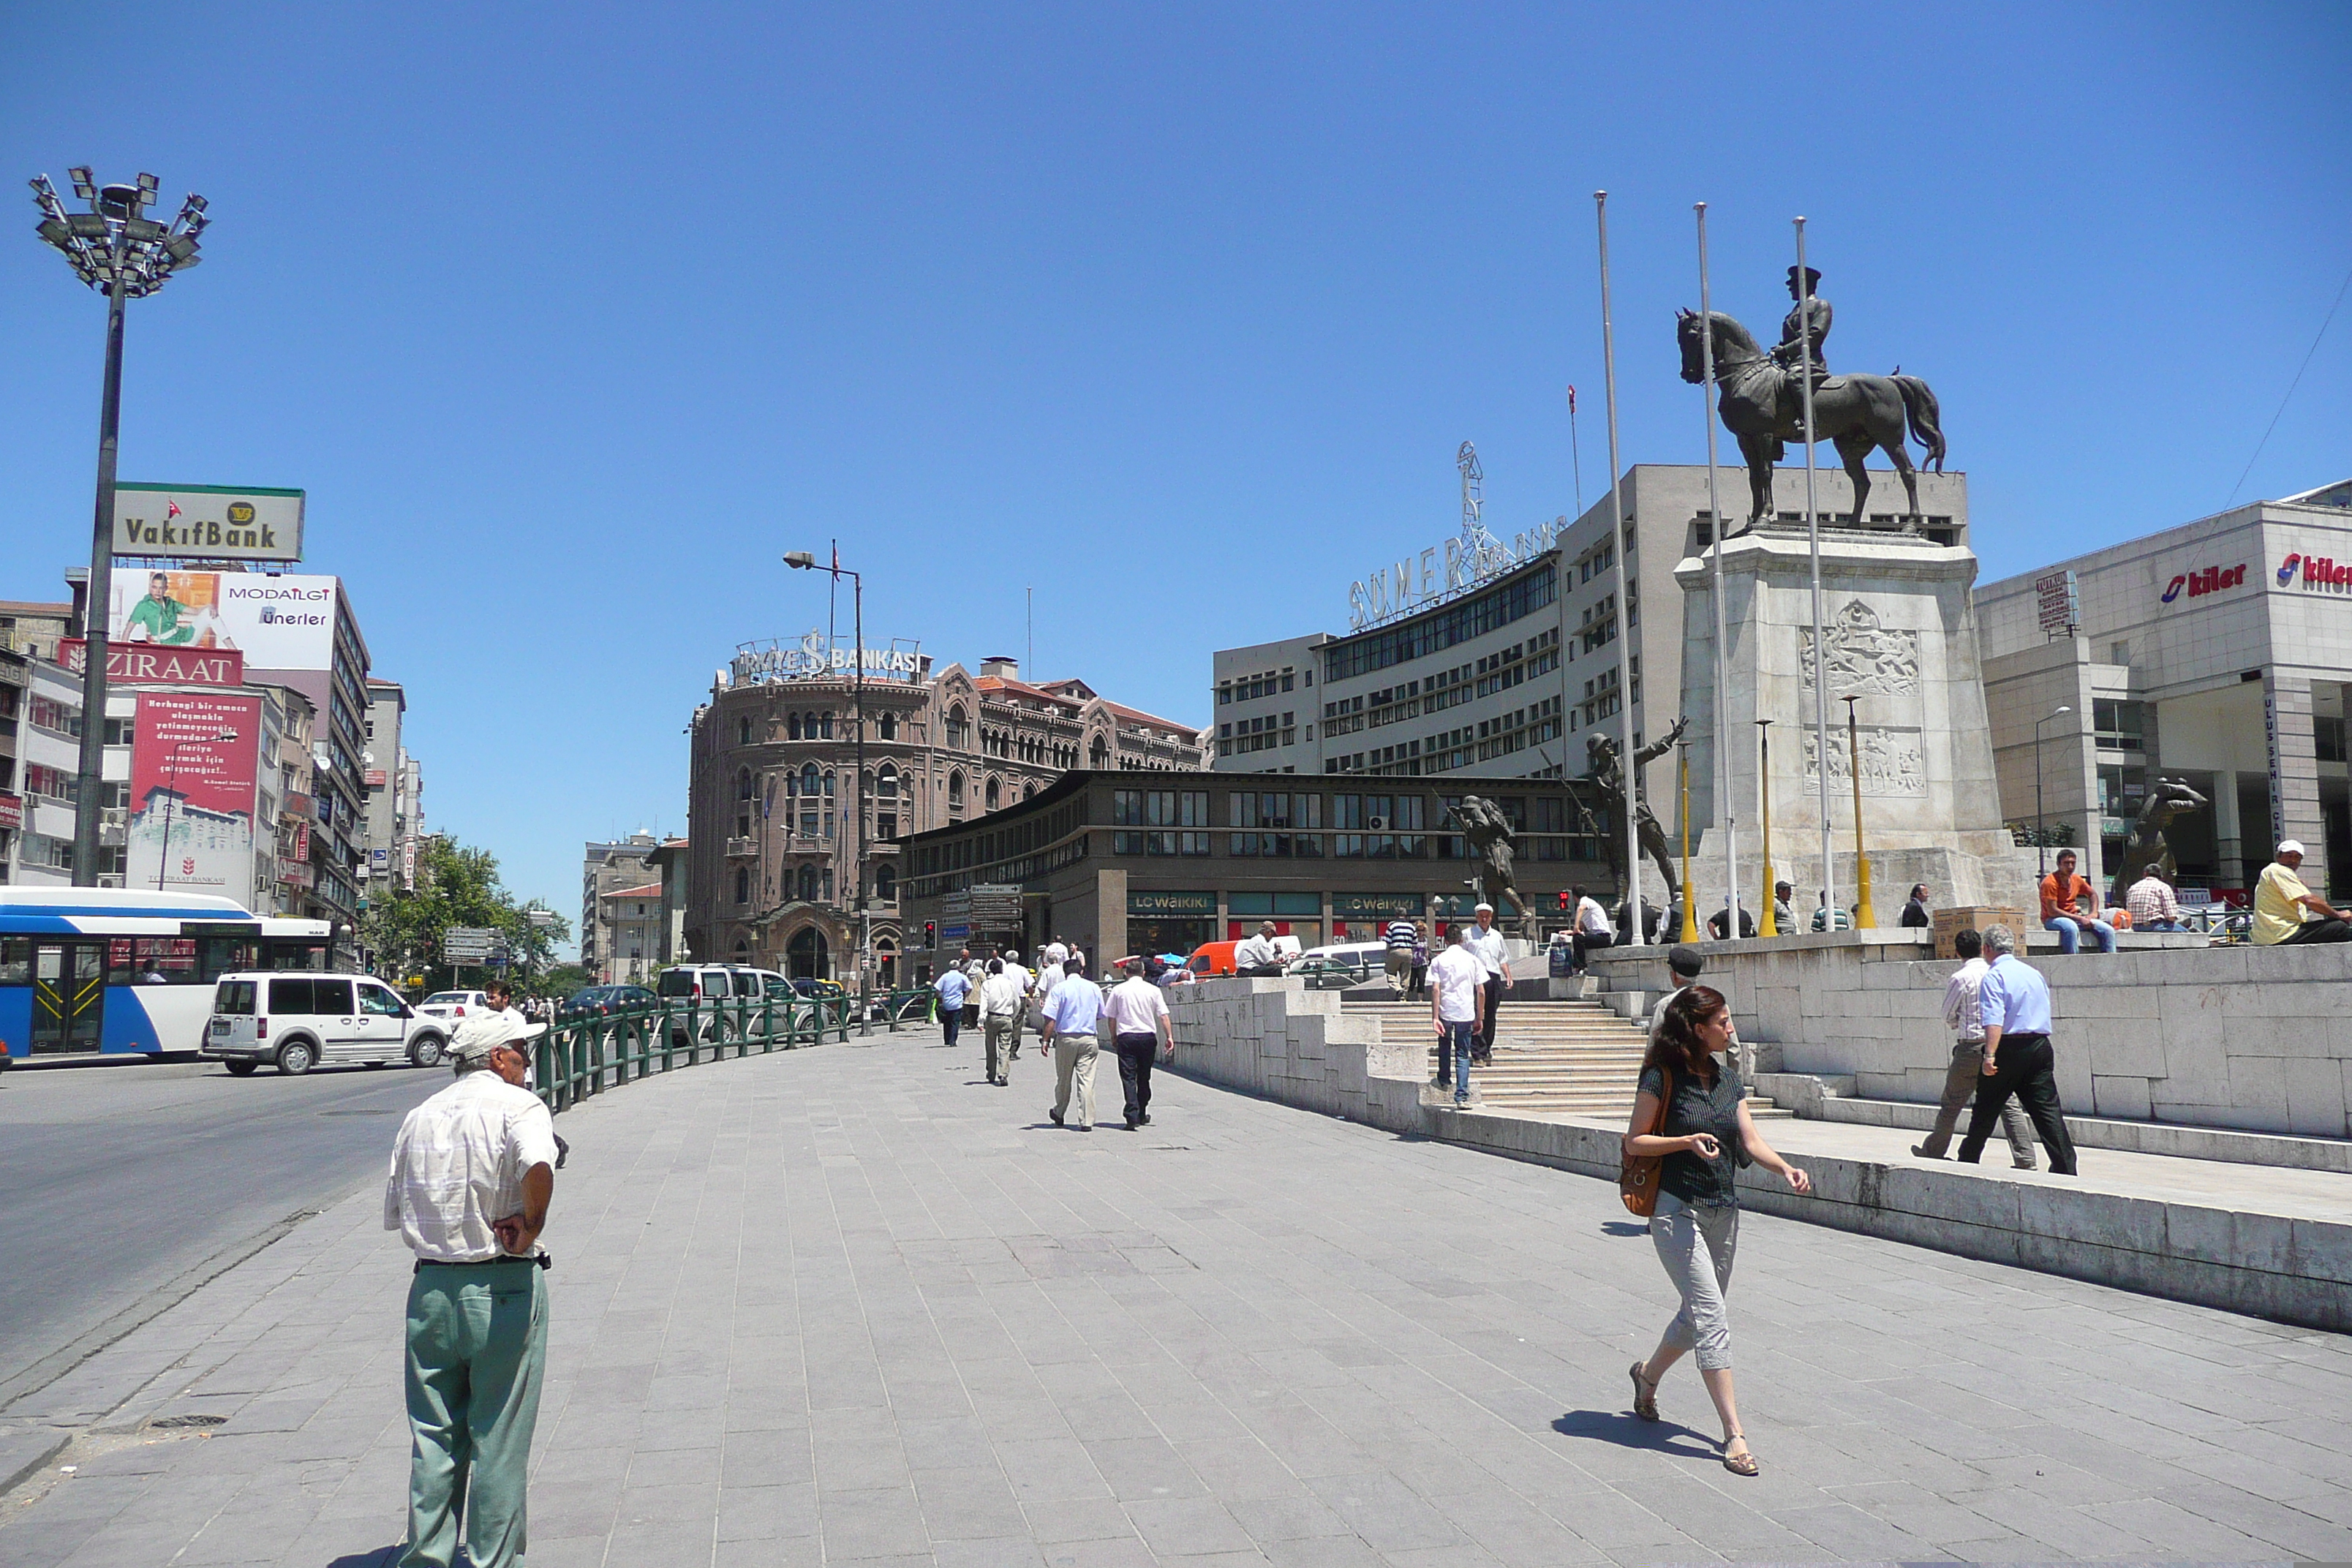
[732,628,924,684]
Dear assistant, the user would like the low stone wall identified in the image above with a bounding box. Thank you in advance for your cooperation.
[1586,932,2352,1140]
[1164,974,2352,1332]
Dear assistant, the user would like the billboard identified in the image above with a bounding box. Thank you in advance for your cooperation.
[112,484,304,564]
[127,693,265,907]
[108,570,337,670]
[59,638,244,688]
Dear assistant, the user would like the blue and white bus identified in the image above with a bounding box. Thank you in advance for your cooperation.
[0,888,334,1061]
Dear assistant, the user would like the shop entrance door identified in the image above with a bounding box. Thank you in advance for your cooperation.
[31,941,105,1053]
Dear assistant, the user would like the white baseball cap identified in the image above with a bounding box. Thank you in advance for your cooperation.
[1474,902,1495,914]
[2277,840,2307,857]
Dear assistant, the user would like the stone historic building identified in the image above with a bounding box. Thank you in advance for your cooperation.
[685,653,1204,984]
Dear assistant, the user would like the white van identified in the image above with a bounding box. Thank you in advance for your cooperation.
[655,964,790,1044]
[203,972,451,1076]
[1293,941,1390,978]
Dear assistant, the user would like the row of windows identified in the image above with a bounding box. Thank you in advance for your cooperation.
[1114,830,1604,862]
[1322,563,1557,683]
[1112,789,1211,827]
[1217,668,1299,704]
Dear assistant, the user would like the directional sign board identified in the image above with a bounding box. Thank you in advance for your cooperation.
[442,926,500,962]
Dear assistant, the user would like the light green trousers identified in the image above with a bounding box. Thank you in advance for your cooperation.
[402,1259,549,1568]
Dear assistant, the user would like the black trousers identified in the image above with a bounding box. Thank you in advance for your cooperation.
[2282,917,2352,944]
[1114,1033,1158,1125]
[1958,1033,2078,1175]
[941,1007,962,1048]
[1572,931,1613,970]
[1477,975,1503,1060]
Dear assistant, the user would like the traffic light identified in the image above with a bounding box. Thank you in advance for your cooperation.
[1558,890,1570,911]
[924,921,936,946]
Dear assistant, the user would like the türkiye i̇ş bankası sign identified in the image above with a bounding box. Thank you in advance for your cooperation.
[111,484,305,564]
[732,630,923,684]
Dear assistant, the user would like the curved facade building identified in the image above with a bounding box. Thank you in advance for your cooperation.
[685,652,1203,982]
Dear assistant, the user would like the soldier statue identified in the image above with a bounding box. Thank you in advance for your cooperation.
[1585,715,1689,911]
[1452,796,1529,930]
[1771,264,1832,387]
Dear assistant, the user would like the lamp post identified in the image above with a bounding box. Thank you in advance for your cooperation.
[1842,695,1874,928]
[2035,705,2074,876]
[1756,719,1777,936]
[29,167,208,886]
[1677,740,1698,941]
[154,729,237,891]
[786,550,870,1033]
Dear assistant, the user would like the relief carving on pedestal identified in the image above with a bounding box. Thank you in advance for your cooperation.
[1802,725,1928,796]
[1800,599,1921,695]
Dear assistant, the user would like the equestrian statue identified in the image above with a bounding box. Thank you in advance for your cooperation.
[1677,265,1948,534]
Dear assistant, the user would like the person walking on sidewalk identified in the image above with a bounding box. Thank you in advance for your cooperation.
[1042,952,1104,1131]
[1408,921,1431,1000]
[979,957,1025,1086]
[1466,902,1509,1066]
[933,964,970,1050]
[1425,926,1485,1105]
[962,949,988,1033]
[383,1012,559,1568]
[1957,925,2080,1175]
[1104,958,1175,1130]
[1383,914,1419,998]
[1912,928,2036,1169]
[1622,985,1812,1478]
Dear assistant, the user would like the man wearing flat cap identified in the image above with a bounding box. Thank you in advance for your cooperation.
[1771,264,1832,385]
[384,1009,557,1568]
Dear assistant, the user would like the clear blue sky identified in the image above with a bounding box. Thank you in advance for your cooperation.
[4,4,2345,935]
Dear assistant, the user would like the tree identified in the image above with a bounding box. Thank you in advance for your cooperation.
[531,962,594,1003]
[362,835,572,995]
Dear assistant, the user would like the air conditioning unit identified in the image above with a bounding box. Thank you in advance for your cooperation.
[1366,815,1389,831]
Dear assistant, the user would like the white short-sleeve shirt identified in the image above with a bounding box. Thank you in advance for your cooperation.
[384,1071,560,1262]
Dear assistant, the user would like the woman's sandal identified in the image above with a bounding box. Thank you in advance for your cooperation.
[1722,1433,1759,1477]
[1628,1362,1659,1422]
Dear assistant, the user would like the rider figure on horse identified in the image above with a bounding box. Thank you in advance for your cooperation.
[1770,264,1833,403]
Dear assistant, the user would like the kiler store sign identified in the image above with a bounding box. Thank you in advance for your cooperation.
[2160,563,2245,603]
[2280,551,2352,592]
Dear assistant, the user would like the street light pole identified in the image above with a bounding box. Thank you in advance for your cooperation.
[154,729,237,891]
[2035,705,2074,877]
[788,551,871,1033]
[29,168,208,886]
[1842,695,1874,927]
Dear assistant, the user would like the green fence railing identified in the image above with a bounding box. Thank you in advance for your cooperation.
[532,987,935,1114]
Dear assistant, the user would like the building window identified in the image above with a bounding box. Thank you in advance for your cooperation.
[2092,699,2144,752]
[986,777,1000,811]
[734,866,750,905]
[1227,791,1323,857]
[949,769,965,815]
[798,864,818,902]
[875,864,897,902]
[738,716,753,745]
[880,712,898,741]
[947,705,969,750]
[789,712,802,739]
[736,769,754,836]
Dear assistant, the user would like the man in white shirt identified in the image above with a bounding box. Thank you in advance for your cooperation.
[1041,953,1104,1131]
[1570,884,1615,973]
[1234,921,1285,976]
[1104,958,1176,1130]
[979,958,1027,1086]
[1425,927,1486,1105]
[1912,927,2036,1168]
[384,1012,559,1568]
[1464,903,1509,1065]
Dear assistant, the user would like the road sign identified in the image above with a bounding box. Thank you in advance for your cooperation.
[443,925,499,962]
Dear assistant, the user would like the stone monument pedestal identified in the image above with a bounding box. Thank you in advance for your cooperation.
[1674,524,2041,923]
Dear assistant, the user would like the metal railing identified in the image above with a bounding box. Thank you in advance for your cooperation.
[532,987,935,1114]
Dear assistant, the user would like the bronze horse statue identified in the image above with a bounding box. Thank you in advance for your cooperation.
[1677,309,1947,533]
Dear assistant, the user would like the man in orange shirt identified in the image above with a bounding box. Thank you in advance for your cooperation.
[2040,848,2116,954]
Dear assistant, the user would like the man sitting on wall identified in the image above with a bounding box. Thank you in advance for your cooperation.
[2124,864,2186,932]
[2253,840,2352,946]
[2039,849,2117,954]
[1234,921,1287,977]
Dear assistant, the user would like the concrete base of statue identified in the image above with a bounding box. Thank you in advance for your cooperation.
[1673,521,2043,922]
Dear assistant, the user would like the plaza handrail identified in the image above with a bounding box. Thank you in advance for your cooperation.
[530,987,935,1114]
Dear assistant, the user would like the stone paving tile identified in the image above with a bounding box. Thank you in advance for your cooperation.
[5,1035,2352,1565]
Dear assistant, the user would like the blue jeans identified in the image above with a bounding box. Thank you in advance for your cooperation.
[1439,1019,1477,1102]
[2044,916,2116,954]
[2138,919,2184,931]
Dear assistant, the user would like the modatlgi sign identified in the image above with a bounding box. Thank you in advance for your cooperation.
[111,484,304,564]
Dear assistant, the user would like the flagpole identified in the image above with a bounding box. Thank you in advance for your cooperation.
[1596,191,1642,946]
[1697,202,1739,943]
[1796,216,1833,925]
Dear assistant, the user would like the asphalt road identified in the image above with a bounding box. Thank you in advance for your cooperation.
[0,1057,445,1406]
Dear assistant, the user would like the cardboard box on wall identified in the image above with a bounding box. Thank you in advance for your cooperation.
[1931,906,2029,960]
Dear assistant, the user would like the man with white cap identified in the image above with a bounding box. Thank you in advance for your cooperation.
[1464,902,1509,1066]
[384,1009,558,1568]
[2253,840,2351,946]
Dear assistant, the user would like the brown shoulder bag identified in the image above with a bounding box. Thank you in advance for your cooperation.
[1618,1066,1673,1217]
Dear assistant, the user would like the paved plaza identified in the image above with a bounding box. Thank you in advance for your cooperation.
[3,1034,2351,1567]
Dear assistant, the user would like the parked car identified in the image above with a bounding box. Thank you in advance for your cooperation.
[204,972,451,1076]
[791,977,846,1000]
[562,984,657,1019]
[1291,941,1390,979]
[416,989,490,1024]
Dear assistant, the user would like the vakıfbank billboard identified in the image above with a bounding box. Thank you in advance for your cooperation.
[111,484,304,564]
[108,570,339,671]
